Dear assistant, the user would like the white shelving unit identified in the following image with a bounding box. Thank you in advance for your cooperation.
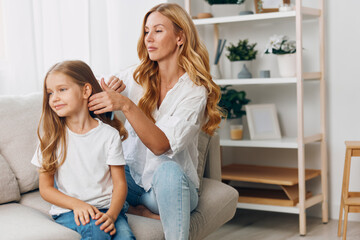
[185,0,328,236]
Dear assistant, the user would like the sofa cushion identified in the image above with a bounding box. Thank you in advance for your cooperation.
[127,214,164,240]
[196,131,211,194]
[0,93,42,193]
[20,190,52,215]
[0,203,80,240]
[189,178,238,240]
[0,153,20,204]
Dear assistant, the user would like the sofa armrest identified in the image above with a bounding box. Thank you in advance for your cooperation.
[189,177,238,240]
[203,132,221,181]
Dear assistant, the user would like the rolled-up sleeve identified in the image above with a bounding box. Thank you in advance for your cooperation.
[156,93,207,158]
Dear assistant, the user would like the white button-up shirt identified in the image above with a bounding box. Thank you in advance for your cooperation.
[118,66,207,191]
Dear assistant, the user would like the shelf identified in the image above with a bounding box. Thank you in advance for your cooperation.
[220,137,298,149]
[213,72,321,86]
[214,78,296,86]
[235,187,312,207]
[219,134,323,148]
[194,11,296,25]
[236,193,324,214]
[193,8,320,26]
[222,164,321,186]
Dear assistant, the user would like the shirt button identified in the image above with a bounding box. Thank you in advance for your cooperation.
[131,131,137,137]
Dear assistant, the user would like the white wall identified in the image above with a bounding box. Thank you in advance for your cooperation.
[174,0,360,221]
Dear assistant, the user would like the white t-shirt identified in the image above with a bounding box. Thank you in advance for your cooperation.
[31,118,125,216]
[118,66,207,191]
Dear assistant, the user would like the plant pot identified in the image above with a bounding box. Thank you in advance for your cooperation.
[210,3,246,17]
[277,53,296,77]
[218,118,243,140]
[230,60,252,79]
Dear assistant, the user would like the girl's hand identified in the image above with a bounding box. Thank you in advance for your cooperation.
[89,78,126,114]
[72,201,100,226]
[107,76,126,93]
[95,212,117,236]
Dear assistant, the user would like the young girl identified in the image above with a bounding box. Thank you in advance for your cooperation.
[31,60,135,240]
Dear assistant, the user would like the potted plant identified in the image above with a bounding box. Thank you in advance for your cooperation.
[264,35,296,77]
[226,39,258,79]
[218,85,251,140]
[204,0,247,17]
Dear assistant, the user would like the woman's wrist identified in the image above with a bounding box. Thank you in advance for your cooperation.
[120,96,134,114]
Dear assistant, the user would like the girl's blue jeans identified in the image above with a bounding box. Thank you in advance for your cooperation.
[52,208,135,240]
[125,161,198,240]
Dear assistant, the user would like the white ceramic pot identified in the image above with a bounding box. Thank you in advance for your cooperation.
[230,60,252,79]
[210,4,246,17]
[277,53,296,77]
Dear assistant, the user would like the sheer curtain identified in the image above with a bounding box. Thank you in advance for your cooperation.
[0,0,165,95]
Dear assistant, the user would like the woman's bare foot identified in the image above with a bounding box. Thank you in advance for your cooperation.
[128,205,160,220]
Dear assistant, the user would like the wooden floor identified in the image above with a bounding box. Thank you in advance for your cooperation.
[204,209,360,240]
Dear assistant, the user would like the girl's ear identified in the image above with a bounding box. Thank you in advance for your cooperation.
[83,83,92,99]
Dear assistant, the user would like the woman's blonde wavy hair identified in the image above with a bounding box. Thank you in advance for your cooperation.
[133,3,222,135]
[37,60,128,174]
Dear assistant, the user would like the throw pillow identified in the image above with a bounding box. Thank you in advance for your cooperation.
[0,153,20,204]
[0,93,41,193]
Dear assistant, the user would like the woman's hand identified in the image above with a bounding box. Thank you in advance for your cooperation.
[107,76,126,93]
[72,201,100,226]
[95,212,117,236]
[89,78,127,114]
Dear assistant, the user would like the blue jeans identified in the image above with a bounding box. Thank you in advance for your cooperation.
[53,208,135,240]
[125,161,198,240]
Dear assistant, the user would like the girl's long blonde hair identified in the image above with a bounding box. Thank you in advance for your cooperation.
[133,3,222,135]
[37,60,128,174]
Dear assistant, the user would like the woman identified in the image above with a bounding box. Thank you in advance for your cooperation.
[88,3,222,239]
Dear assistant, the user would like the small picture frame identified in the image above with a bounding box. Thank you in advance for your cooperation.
[245,104,281,140]
[254,0,290,13]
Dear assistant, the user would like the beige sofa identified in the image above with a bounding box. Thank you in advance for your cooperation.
[0,93,238,240]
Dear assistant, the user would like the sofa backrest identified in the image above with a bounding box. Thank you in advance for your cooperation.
[0,93,42,195]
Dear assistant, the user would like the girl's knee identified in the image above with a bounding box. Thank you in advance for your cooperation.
[79,219,111,240]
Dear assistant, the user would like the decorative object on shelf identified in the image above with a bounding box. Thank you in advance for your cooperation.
[226,39,257,78]
[259,70,270,78]
[254,0,290,13]
[210,64,222,79]
[239,10,254,15]
[264,35,296,77]
[277,53,296,77]
[245,104,281,140]
[237,64,252,78]
[211,39,227,79]
[230,123,243,140]
[278,3,293,12]
[218,85,251,140]
[197,12,213,19]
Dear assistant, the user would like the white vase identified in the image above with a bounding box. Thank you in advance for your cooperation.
[277,54,296,77]
[210,64,221,79]
[230,60,252,79]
